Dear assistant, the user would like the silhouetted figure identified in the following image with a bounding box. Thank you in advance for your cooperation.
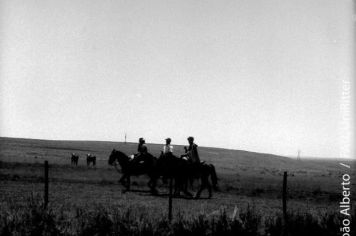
[161,138,174,184]
[162,138,173,155]
[187,136,200,164]
[180,136,219,198]
[108,149,158,194]
[132,138,149,166]
[137,137,148,154]
[108,148,218,198]
[181,136,200,164]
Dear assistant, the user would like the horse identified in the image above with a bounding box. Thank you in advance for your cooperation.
[190,162,219,199]
[156,152,194,197]
[108,149,218,198]
[71,153,79,166]
[86,154,96,166]
[160,153,219,198]
[108,149,158,194]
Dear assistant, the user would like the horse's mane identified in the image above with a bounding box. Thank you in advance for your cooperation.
[114,149,127,156]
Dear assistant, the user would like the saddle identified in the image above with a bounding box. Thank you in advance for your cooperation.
[131,153,150,166]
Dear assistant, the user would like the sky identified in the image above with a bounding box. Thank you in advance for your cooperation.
[0,0,354,158]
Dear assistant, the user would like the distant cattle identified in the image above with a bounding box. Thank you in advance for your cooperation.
[71,153,79,166]
[87,154,96,166]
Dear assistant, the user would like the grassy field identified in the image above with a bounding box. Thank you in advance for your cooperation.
[1,137,355,235]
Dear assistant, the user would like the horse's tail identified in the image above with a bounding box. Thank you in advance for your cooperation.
[209,164,219,191]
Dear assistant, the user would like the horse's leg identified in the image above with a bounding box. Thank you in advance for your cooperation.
[207,176,212,198]
[173,177,180,196]
[147,177,155,191]
[149,175,158,195]
[174,176,186,197]
[209,165,219,191]
[147,178,152,188]
[147,170,155,188]
[189,177,194,189]
[119,174,126,185]
[126,176,131,191]
[194,177,207,199]
[182,177,193,197]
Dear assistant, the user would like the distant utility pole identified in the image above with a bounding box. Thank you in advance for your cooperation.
[125,133,127,144]
[297,150,301,161]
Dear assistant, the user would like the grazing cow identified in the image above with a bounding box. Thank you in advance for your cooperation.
[71,153,79,166]
[87,154,96,166]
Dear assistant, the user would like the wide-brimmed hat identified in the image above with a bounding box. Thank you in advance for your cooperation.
[165,138,171,142]
[139,137,145,142]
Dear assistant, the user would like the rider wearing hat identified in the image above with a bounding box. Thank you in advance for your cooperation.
[137,137,148,154]
[161,137,174,184]
[186,136,200,164]
[181,136,200,164]
[133,137,148,165]
[163,138,174,155]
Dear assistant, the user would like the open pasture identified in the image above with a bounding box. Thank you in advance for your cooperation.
[1,137,354,216]
[1,137,355,235]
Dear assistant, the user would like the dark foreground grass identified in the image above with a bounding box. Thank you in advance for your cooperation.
[1,194,354,236]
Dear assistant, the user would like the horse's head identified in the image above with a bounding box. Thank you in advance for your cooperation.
[108,149,129,166]
[108,149,117,165]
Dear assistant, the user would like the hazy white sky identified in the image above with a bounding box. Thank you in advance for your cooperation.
[0,0,354,158]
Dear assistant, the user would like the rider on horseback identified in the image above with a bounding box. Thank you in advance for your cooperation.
[137,137,148,154]
[132,137,148,165]
[182,136,200,164]
[162,138,174,157]
[180,136,201,176]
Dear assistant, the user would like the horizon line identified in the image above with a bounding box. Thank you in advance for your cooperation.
[0,135,346,160]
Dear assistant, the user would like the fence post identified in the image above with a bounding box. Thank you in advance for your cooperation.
[282,171,288,235]
[282,171,287,218]
[168,177,173,222]
[44,161,49,208]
